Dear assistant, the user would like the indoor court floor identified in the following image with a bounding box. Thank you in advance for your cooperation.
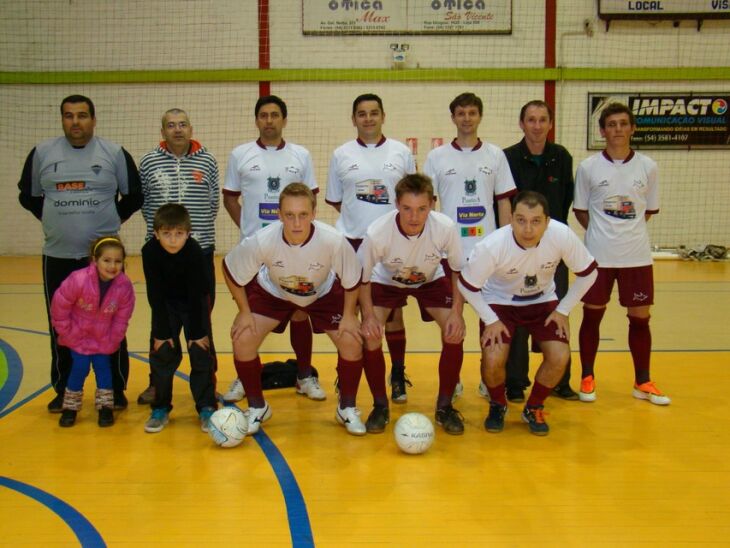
[1,257,728,547]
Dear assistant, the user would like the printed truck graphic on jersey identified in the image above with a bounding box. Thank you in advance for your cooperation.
[279,275,316,296]
[603,195,636,219]
[355,179,390,204]
[392,266,426,286]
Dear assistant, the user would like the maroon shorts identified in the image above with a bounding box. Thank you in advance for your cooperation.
[371,277,453,322]
[489,301,567,345]
[246,277,346,334]
[582,265,654,307]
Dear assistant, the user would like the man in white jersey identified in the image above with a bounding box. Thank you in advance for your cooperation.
[574,102,670,406]
[458,191,597,435]
[136,108,220,405]
[326,93,416,405]
[360,174,467,435]
[222,95,322,403]
[424,91,517,400]
[223,184,366,435]
[18,94,142,413]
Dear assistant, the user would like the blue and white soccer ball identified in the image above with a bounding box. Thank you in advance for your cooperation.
[208,407,248,448]
[394,412,435,455]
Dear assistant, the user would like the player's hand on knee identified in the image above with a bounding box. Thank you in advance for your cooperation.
[338,314,363,344]
[481,321,508,350]
[443,314,466,344]
[360,315,384,342]
[545,311,569,340]
[231,311,256,341]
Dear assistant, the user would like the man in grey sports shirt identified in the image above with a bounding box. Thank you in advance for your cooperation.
[18,94,143,413]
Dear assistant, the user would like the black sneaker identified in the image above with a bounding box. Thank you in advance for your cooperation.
[506,386,525,403]
[390,369,412,404]
[552,384,579,401]
[365,405,390,433]
[521,405,549,436]
[47,393,63,413]
[484,403,508,433]
[98,407,114,427]
[435,405,464,435]
[59,409,77,427]
[113,391,128,410]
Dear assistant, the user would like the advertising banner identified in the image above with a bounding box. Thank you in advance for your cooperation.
[588,93,730,149]
[303,1,512,35]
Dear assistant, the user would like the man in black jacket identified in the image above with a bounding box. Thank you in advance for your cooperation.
[502,100,578,402]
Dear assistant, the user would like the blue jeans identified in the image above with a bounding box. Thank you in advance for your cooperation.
[68,351,112,391]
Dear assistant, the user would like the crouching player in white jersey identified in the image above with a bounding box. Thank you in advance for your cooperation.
[223,183,367,435]
[359,174,467,435]
[458,191,597,435]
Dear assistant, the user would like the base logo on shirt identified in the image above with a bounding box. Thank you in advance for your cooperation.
[603,195,636,219]
[267,177,281,192]
[55,181,86,191]
[279,275,316,296]
[392,266,426,286]
[457,205,486,225]
[355,179,390,204]
[259,202,279,221]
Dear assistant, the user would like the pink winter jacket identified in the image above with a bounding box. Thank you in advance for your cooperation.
[51,264,135,355]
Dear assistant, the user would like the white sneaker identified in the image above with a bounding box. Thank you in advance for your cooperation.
[296,375,326,401]
[336,406,367,436]
[452,381,464,402]
[478,381,490,400]
[223,378,245,403]
[245,403,272,434]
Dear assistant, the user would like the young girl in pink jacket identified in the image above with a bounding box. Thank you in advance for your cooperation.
[51,236,135,427]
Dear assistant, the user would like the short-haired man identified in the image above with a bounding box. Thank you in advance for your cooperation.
[222,95,322,403]
[502,100,578,402]
[574,102,670,405]
[359,174,466,435]
[424,92,517,400]
[458,191,598,435]
[325,93,416,404]
[223,183,366,435]
[18,95,142,412]
[136,108,220,405]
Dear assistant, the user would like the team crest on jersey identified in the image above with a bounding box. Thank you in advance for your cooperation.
[268,177,281,192]
[393,266,426,286]
[524,274,538,288]
[464,179,477,195]
[279,275,315,296]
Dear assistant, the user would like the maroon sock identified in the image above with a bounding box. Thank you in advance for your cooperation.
[289,317,313,378]
[628,315,652,384]
[579,307,606,378]
[487,383,507,406]
[336,355,363,408]
[526,381,553,408]
[363,348,388,406]
[234,357,265,408]
[437,341,463,408]
[385,328,406,369]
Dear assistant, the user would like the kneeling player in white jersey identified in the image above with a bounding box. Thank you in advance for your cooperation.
[359,174,467,435]
[223,183,366,435]
[458,191,597,435]
[574,102,670,406]
[326,93,417,404]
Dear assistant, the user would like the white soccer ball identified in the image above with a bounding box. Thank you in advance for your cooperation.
[208,407,248,448]
[394,412,435,455]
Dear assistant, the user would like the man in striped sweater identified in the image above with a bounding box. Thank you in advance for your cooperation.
[136,108,220,404]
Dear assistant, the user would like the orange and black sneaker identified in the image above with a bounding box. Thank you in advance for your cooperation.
[633,381,671,406]
[521,405,549,436]
[579,375,596,403]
